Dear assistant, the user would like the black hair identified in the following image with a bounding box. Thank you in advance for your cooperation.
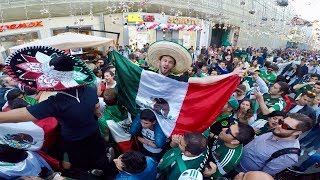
[6,88,23,101]
[49,55,74,71]
[276,81,290,95]
[121,151,146,174]
[9,98,29,109]
[288,113,314,132]
[267,111,286,118]
[236,122,255,145]
[140,109,156,122]
[184,132,207,156]
[92,68,102,76]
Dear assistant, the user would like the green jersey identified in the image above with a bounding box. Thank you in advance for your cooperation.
[158,147,208,180]
[211,140,243,178]
[260,70,276,85]
[257,94,286,119]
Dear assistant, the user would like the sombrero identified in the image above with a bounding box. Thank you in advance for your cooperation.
[147,41,192,74]
[5,46,95,91]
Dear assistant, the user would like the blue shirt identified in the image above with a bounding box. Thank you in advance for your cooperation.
[235,132,299,175]
[27,86,99,141]
[115,157,157,180]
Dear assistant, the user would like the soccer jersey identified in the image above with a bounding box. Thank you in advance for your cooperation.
[211,140,243,178]
[260,70,276,85]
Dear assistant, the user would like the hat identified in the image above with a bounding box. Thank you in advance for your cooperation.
[236,84,247,93]
[5,46,95,91]
[228,96,239,110]
[178,169,203,180]
[147,41,192,74]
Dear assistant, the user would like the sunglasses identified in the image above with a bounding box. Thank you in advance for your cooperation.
[225,127,241,143]
[278,119,297,131]
[306,90,317,97]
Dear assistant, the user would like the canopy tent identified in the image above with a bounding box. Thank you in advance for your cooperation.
[9,32,114,51]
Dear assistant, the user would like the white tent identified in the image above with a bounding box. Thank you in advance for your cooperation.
[9,32,114,51]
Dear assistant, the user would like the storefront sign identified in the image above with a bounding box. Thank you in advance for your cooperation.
[127,14,143,23]
[127,14,155,23]
[168,17,200,26]
[0,21,43,32]
[143,15,155,22]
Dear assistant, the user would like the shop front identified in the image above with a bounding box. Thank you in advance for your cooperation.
[125,13,206,49]
[0,15,103,62]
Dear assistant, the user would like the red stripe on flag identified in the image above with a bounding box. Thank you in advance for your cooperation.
[172,75,240,135]
[117,140,134,153]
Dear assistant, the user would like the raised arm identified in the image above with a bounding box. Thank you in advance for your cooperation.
[188,66,245,84]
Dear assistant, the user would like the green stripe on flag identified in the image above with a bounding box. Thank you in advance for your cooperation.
[110,51,143,116]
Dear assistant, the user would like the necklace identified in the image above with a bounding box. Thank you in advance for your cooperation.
[58,89,80,103]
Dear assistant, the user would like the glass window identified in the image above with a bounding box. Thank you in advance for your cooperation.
[0,31,39,50]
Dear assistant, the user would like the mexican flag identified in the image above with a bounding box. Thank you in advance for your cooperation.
[98,105,133,153]
[111,51,240,137]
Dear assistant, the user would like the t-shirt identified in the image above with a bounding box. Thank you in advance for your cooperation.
[142,128,162,153]
[27,86,99,141]
[158,147,208,180]
[211,140,243,178]
[260,70,276,85]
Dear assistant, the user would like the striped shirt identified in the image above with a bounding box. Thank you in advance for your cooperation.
[211,140,243,178]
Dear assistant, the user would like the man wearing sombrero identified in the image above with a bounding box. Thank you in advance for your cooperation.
[0,46,116,178]
[147,41,245,82]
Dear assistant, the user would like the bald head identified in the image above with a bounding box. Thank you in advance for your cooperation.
[234,171,274,180]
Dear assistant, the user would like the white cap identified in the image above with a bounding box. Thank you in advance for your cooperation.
[178,169,203,180]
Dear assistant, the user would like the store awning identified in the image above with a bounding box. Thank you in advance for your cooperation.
[9,32,114,52]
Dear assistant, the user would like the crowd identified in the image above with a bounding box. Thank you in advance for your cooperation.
[0,41,319,180]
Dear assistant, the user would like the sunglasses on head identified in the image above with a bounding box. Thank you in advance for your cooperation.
[306,90,317,97]
[225,127,241,143]
[278,119,298,131]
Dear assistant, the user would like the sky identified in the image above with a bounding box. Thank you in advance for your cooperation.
[292,0,320,21]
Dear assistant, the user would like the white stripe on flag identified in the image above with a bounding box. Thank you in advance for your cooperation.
[107,120,131,143]
[136,70,188,137]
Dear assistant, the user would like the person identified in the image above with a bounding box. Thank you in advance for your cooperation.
[114,151,157,180]
[206,123,255,179]
[0,75,19,109]
[260,64,278,86]
[129,109,167,161]
[98,88,132,152]
[210,96,239,136]
[103,69,117,89]
[233,99,254,125]
[293,73,320,99]
[233,84,247,104]
[286,90,316,121]
[235,113,314,176]
[146,41,245,83]
[216,61,230,75]
[158,132,208,180]
[0,46,116,178]
[254,82,289,119]
[251,111,286,136]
